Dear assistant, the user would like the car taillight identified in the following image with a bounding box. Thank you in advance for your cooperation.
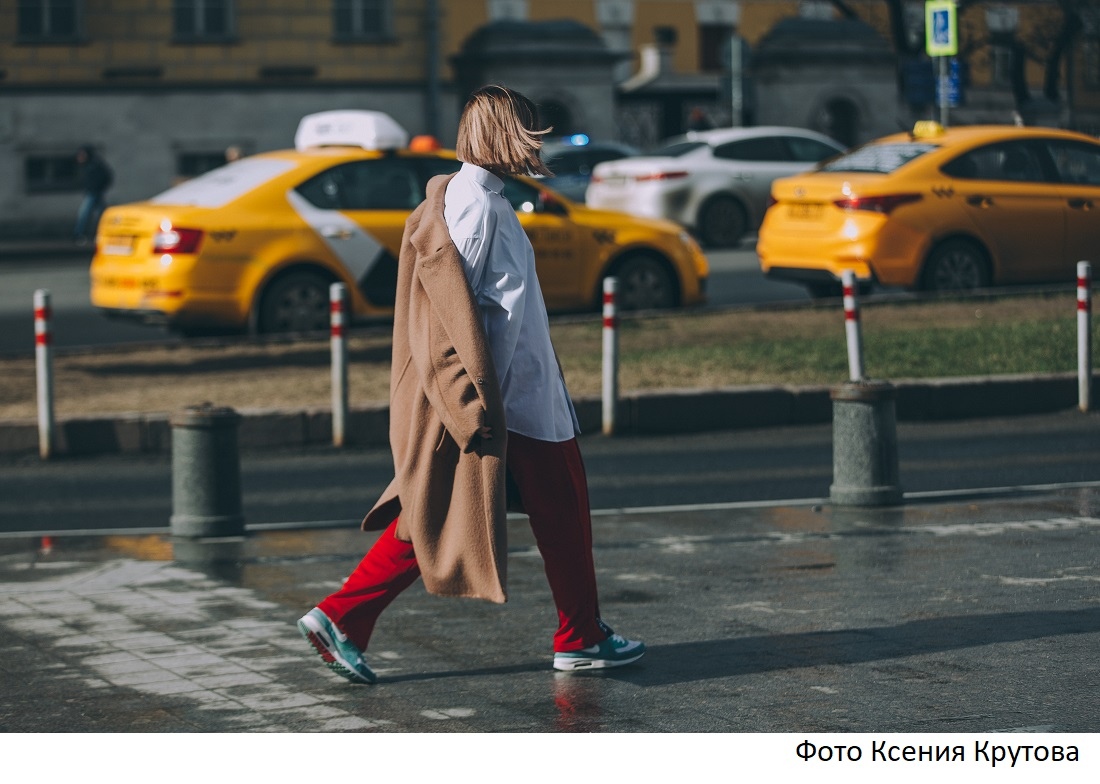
[634,171,689,182]
[834,194,922,214]
[152,227,204,254]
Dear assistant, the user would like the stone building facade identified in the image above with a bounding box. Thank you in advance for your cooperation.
[1,1,1097,239]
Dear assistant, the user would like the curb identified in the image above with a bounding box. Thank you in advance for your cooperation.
[0,372,1093,458]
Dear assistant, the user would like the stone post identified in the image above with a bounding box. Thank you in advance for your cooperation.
[170,403,244,538]
[830,380,902,506]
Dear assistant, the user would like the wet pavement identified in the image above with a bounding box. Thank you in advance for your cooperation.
[1,486,1099,734]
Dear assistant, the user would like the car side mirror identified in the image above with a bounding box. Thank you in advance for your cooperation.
[538,190,568,216]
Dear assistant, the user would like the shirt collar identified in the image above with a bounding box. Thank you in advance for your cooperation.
[460,162,504,195]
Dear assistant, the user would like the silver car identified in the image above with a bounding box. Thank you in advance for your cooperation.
[585,126,845,247]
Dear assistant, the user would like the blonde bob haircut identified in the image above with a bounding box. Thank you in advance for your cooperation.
[456,85,553,177]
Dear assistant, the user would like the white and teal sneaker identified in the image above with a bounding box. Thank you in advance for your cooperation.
[297,608,377,685]
[553,632,646,671]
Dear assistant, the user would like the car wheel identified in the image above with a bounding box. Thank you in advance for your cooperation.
[697,195,747,248]
[922,239,990,292]
[258,270,333,334]
[613,255,678,311]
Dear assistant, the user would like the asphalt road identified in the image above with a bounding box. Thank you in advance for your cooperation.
[0,245,804,354]
[3,409,1099,536]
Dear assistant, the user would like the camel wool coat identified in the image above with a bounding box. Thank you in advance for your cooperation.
[361,172,510,604]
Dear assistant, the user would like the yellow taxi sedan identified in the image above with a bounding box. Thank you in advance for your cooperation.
[91,111,708,334]
[757,122,1100,297]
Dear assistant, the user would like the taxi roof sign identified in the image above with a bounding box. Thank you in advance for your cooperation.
[912,120,945,139]
[295,110,410,152]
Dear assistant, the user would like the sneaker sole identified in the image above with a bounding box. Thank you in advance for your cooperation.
[553,649,646,672]
[297,616,376,685]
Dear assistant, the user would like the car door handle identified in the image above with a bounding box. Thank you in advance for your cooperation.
[1068,198,1094,210]
[966,195,993,208]
[320,226,354,240]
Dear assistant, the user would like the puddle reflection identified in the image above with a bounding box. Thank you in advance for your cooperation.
[552,672,605,732]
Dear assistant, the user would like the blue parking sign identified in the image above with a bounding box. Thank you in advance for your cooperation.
[925,1,957,57]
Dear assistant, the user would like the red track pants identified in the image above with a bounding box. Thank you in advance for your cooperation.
[316,432,604,653]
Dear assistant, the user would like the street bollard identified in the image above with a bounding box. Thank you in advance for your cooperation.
[602,276,619,435]
[330,282,349,446]
[34,289,55,459]
[841,270,864,382]
[170,403,244,538]
[830,380,902,507]
[1078,261,1091,413]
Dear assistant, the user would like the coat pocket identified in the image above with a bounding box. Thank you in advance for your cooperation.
[433,418,453,454]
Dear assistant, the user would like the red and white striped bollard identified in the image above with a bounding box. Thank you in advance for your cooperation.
[330,282,349,447]
[842,270,864,382]
[1078,261,1092,413]
[34,289,55,459]
[602,277,619,435]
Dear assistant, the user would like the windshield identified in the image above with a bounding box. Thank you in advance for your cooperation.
[651,141,708,157]
[151,157,298,208]
[819,142,937,174]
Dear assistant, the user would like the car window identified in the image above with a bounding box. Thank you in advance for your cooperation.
[295,159,422,211]
[1044,140,1100,187]
[651,141,707,157]
[546,149,630,177]
[501,177,542,213]
[545,151,589,177]
[786,137,841,163]
[821,142,937,174]
[714,137,790,162]
[941,142,1046,183]
[415,157,462,193]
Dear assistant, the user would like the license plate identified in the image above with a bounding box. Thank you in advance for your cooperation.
[102,236,135,255]
[787,203,823,219]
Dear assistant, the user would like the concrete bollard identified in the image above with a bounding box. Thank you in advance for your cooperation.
[170,403,244,538]
[830,380,902,507]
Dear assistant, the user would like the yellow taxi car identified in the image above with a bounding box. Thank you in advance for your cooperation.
[91,111,708,334]
[757,122,1100,297]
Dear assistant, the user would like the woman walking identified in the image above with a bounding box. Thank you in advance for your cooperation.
[298,85,644,683]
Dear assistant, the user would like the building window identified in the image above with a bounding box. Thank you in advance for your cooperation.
[333,0,393,41]
[173,0,234,42]
[177,151,232,179]
[989,42,1013,87]
[25,154,81,194]
[17,0,81,43]
[1084,39,1100,90]
[698,23,734,72]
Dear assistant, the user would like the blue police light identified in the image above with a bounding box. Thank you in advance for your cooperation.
[567,133,590,146]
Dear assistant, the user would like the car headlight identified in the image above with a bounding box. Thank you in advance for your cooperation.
[679,230,701,250]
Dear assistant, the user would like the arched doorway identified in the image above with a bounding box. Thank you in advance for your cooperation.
[815,97,861,147]
[538,99,578,137]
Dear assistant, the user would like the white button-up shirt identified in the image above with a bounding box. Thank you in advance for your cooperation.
[444,163,580,442]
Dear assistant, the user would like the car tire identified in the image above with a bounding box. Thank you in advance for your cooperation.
[612,254,678,311]
[258,270,333,334]
[697,195,747,248]
[921,239,990,292]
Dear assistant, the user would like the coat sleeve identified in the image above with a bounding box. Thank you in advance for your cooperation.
[408,248,498,453]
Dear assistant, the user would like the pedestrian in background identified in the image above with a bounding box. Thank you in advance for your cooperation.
[297,84,645,684]
[74,145,113,244]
